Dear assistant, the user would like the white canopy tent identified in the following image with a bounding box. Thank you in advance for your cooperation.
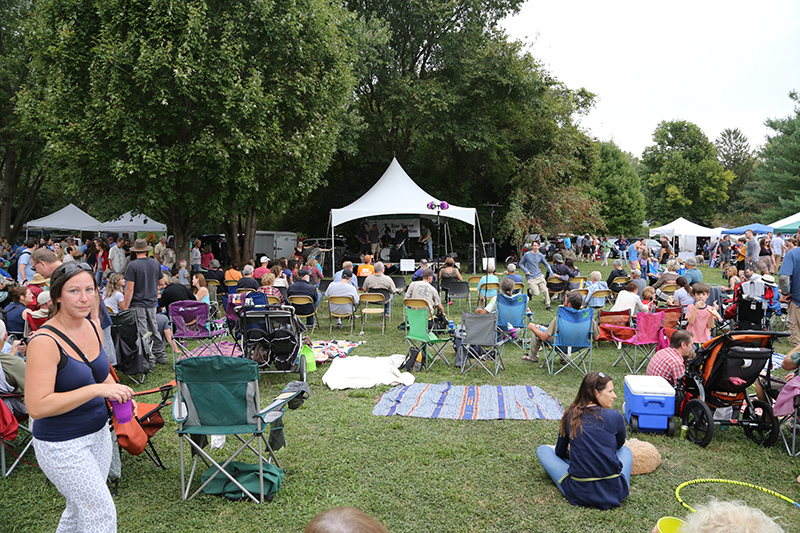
[648,217,721,259]
[770,211,800,230]
[26,203,102,234]
[330,158,481,271]
[100,211,167,233]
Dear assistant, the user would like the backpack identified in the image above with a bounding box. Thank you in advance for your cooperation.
[8,250,29,283]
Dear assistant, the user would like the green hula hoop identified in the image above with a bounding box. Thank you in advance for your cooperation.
[675,478,800,513]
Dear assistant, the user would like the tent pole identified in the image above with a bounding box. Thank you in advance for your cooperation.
[329,212,334,278]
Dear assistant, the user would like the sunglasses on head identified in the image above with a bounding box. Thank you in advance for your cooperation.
[54,261,93,279]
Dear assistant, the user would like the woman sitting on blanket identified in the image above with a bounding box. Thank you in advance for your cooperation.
[536,371,632,510]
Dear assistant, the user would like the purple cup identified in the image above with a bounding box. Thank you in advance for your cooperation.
[109,398,133,424]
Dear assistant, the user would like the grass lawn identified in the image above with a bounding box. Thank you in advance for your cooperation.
[2,261,799,532]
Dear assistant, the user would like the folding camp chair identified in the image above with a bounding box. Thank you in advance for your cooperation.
[611,310,664,373]
[496,292,530,350]
[597,309,631,349]
[111,308,150,383]
[174,357,308,503]
[542,306,594,375]
[225,279,238,295]
[405,308,452,370]
[169,300,227,362]
[328,295,356,334]
[460,311,505,376]
[774,379,800,457]
[447,281,470,311]
[1,394,33,477]
[206,279,222,319]
[360,292,388,334]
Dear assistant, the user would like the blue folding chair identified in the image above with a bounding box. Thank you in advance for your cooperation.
[543,306,594,375]
[496,292,530,351]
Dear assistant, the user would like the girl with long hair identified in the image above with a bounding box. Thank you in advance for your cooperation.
[536,371,631,509]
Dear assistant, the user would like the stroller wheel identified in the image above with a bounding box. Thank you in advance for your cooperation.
[298,353,308,383]
[682,399,714,447]
[743,400,780,447]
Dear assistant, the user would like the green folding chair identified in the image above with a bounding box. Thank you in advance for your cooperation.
[174,356,306,503]
[405,308,451,370]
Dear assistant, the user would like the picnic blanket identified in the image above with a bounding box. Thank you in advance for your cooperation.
[322,354,414,390]
[373,382,564,420]
[311,340,365,363]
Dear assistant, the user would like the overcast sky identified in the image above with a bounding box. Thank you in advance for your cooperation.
[500,0,800,158]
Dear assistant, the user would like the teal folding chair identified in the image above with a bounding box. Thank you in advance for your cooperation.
[174,356,307,503]
[405,308,452,370]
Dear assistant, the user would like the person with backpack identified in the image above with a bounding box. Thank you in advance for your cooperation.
[14,238,37,285]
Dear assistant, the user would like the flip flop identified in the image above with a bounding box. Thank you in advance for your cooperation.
[521,356,537,362]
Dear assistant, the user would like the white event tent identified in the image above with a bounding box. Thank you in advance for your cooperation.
[100,211,167,233]
[329,158,481,270]
[26,203,102,234]
[648,217,720,259]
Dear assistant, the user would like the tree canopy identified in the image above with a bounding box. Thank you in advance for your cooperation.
[748,92,800,223]
[641,120,734,226]
[595,141,645,236]
[20,0,355,257]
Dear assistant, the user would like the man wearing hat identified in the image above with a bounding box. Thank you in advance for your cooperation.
[27,272,50,310]
[253,256,270,281]
[288,268,319,325]
[123,238,166,368]
[325,268,360,323]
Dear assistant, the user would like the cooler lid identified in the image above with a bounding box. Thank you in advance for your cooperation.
[624,375,675,396]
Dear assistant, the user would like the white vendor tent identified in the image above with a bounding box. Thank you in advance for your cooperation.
[770,211,800,231]
[330,158,481,270]
[100,211,167,233]
[648,217,720,259]
[26,203,102,233]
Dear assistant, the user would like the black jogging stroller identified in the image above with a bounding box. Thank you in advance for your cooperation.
[677,329,788,448]
[237,298,308,382]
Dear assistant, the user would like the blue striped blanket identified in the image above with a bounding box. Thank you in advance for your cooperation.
[372,382,564,420]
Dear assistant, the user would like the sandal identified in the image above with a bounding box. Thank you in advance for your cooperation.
[521,356,538,363]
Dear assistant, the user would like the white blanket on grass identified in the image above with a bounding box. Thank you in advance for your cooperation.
[322,354,415,390]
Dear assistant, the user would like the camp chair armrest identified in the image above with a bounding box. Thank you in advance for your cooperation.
[608,325,636,343]
[256,390,306,423]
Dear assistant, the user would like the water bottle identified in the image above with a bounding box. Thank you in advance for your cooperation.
[507,322,517,339]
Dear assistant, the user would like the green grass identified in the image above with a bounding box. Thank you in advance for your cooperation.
[2,262,799,532]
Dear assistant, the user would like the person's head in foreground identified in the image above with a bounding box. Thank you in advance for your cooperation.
[652,499,784,533]
[561,371,615,439]
[304,507,389,533]
[49,262,96,317]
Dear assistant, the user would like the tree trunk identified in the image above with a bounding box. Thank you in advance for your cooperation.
[167,214,192,267]
[0,147,18,242]
[242,208,257,264]
[224,218,241,267]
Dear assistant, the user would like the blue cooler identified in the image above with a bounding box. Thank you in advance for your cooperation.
[624,375,676,435]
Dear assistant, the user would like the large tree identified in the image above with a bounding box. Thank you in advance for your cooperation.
[22,0,355,260]
[641,120,734,226]
[595,141,645,236]
[748,92,800,222]
[713,128,757,224]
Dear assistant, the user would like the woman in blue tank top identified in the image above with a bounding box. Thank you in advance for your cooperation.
[536,372,632,510]
[26,262,134,532]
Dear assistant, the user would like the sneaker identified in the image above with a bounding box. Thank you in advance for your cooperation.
[545,306,553,312]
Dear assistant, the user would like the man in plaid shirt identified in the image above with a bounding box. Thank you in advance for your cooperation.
[646,330,694,386]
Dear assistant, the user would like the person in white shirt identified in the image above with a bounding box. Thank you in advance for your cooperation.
[771,232,785,272]
[609,282,649,316]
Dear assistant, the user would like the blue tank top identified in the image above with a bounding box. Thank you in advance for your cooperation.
[33,322,110,442]
[4,302,26,334]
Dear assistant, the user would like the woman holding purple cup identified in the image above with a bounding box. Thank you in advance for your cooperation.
[26,261,134,532]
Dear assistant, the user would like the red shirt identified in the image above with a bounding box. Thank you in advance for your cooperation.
[646,347,685,386]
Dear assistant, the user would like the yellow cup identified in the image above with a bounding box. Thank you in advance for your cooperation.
[656,516,685,533]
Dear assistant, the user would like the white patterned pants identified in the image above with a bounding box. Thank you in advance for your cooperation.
[34,425,117,532]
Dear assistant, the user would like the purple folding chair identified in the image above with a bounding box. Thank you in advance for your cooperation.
[610,310,664,373]
[169,300,227,362]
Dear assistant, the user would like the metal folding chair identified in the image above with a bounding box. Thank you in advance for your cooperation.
[328,295,356,334]
[360,292,388,334]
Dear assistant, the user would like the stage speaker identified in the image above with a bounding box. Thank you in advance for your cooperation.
[414,250,429,261]
[390,250,403,262]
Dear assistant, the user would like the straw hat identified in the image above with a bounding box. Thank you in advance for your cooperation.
[30,273,50,285]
